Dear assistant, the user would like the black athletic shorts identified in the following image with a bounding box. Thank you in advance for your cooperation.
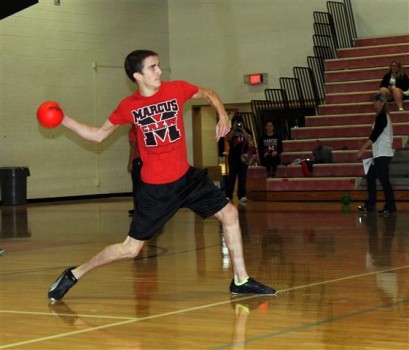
[128,167,229,241]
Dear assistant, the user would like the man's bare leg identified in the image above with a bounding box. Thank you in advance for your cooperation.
[48,236,145,301]
[215,203,277,295]
[73,236,145,279]
[214,203,248,283]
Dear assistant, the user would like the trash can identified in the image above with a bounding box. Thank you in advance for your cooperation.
[0,167,30,206]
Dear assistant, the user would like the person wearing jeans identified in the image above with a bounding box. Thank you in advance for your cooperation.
[357,93,396,215]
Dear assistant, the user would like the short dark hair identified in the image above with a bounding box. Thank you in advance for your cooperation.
[124,50,158,82]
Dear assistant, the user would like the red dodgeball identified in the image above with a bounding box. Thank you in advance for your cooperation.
[36,101,64,128]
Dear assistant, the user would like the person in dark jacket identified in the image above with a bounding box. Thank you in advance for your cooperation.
[379,60,409,111]
[225,114,254,203]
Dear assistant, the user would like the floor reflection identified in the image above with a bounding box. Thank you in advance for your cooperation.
[132,237,159,318]
[229,296,274,349]
[360,213,399,302]
[1,199,408,349]
[0,206,31,239]
[48,302,143,349]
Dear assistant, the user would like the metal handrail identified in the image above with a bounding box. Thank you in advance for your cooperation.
[250,0,357,138]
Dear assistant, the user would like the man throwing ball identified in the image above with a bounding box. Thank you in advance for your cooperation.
[48,50,276,301]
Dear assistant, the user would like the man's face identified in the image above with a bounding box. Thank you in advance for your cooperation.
[137,55,162,90]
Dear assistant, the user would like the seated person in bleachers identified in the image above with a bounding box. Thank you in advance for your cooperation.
[379,60,409,111]
[260,121,282,177]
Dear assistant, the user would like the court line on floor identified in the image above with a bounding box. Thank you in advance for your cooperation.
[277,264,409,293]
[0,309,135,320]
[0,319,138,349]
[212,297,409,350]
[0,299,233,349]
[1,264,408,349]
[213,264,409,349]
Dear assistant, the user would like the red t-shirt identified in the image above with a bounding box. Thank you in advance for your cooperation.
[109,80,199,184]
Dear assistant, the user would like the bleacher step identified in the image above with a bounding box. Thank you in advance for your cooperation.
[318,101,408,115]
[265,177,359,191]
[325,79,380,93]
[325,53,409,71]
[354,34,409,47]
[291,122,409,139]
[305,112,409,127]
[326,90,379,104]
[337,43,409,59]
[280,150,372,164]
[283,136,408,152]
[325,65,409,83]
[276,163,364,177]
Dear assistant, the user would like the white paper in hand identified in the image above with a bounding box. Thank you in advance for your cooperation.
[363,158,374,175]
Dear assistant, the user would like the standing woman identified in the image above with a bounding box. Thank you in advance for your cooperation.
[379,60,409,111]
[260,121,282,177]
[357,93,396,215]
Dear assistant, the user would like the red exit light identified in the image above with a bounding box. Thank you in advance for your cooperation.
[249,74,262,85]
[244,73,266,85]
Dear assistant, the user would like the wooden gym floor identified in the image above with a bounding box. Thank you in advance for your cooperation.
[0,198,408,349]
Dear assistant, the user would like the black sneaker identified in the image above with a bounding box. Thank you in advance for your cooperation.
[229,277,277,295]
[48,267,78,301]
